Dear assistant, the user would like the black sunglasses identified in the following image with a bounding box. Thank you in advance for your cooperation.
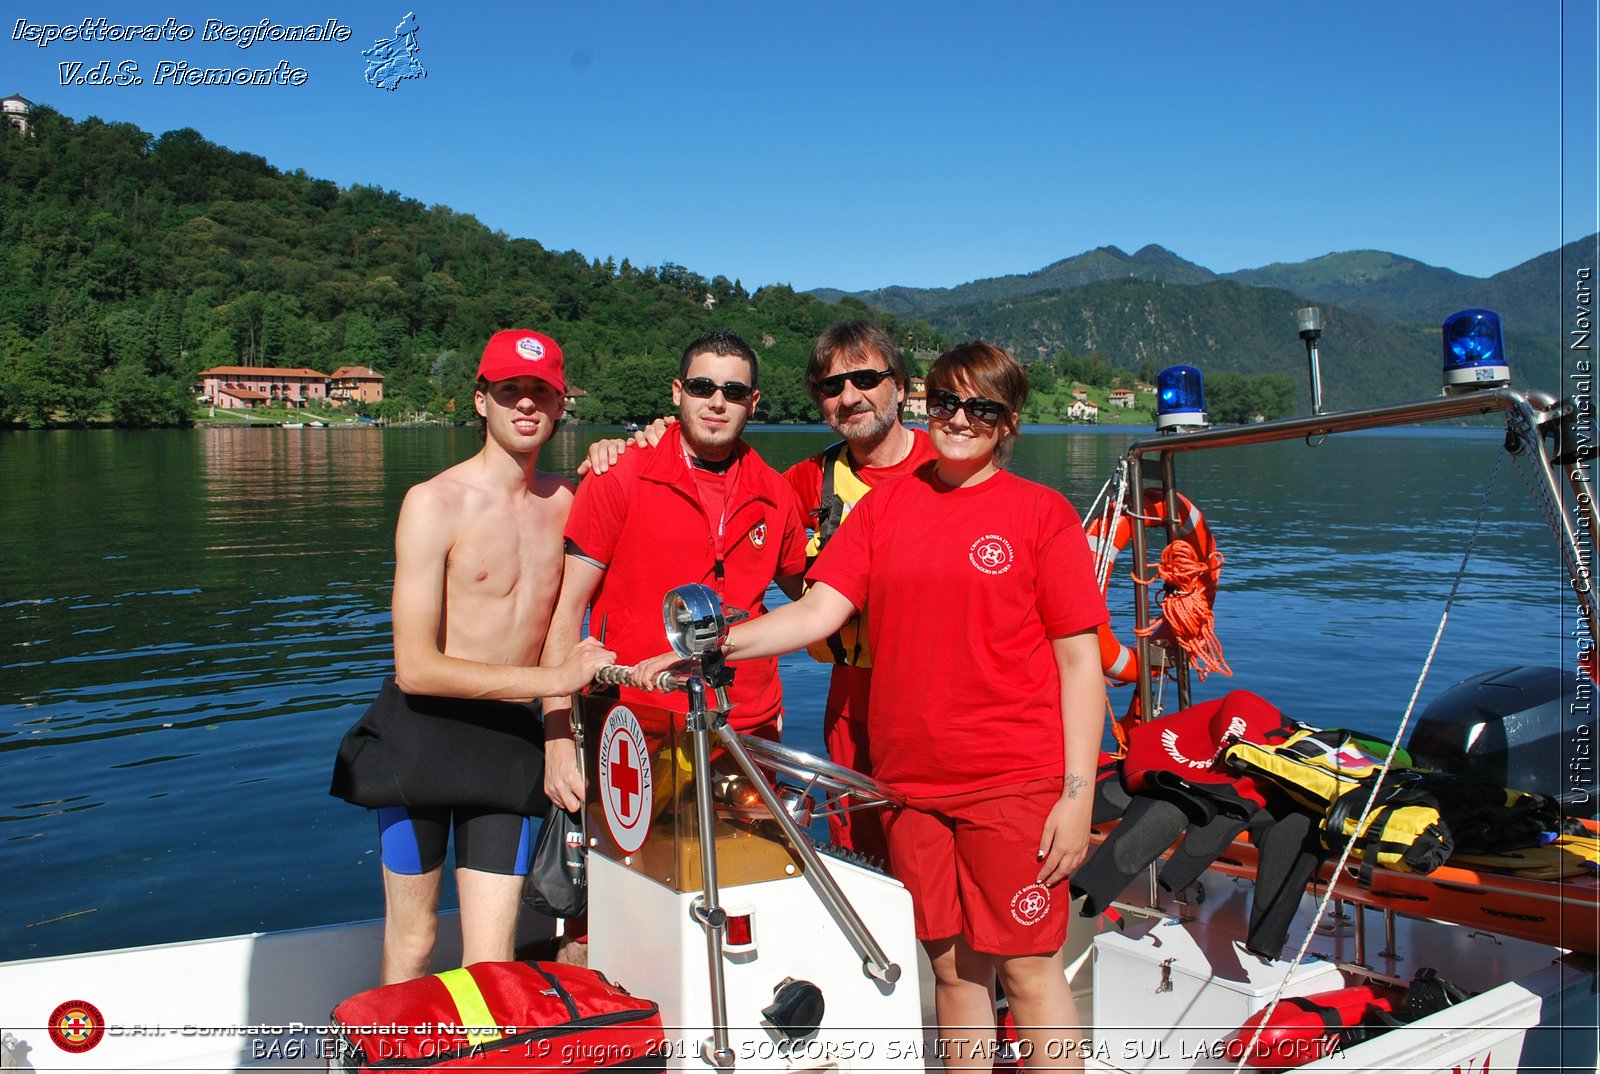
[817,367,895,398]
[681,377,754,403]
[928,389,1006,428]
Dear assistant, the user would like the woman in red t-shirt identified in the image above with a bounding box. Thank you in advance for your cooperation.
[637,341,1109,1070]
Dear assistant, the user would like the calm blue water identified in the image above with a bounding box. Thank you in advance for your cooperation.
[0,423,1581,961]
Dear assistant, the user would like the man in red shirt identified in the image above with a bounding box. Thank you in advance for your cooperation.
[541,329,807,813]
[782,321,936,860]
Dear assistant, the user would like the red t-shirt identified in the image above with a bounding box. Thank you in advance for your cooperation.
[808,466,1108,798]
[565,423,807,733]
[783,429,938,726]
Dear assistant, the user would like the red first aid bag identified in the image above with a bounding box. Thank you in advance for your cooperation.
[329,961,666,1072]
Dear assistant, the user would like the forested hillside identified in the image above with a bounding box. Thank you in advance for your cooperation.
[1221,239,1591,337]
[920,277,1560,412]
[0,108,933,427]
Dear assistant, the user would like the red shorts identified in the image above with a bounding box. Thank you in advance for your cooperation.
[884,779,1067,956]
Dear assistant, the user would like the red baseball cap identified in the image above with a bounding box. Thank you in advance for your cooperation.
[477,330,565,394]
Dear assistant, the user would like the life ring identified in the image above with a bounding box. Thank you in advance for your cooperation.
[1086,489,1219,685]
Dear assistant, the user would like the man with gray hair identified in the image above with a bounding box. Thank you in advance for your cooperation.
[781,320,935,861]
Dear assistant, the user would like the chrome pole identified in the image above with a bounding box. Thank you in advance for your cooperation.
[1160,452,1192,710]
[1511,396,1600,651]
[1297,307,1325,415]
[686,677,735,1069]
[1305,339,1325,415]
[1122,388,1525,458]
[1380,908,1400,960]
[1129,459,1156,722]
[1352,902,1368,969]
[712,723,902,985]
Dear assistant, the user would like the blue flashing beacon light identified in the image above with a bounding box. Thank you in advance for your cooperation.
[1156,364,1208,433]
[1441,308,1509,393]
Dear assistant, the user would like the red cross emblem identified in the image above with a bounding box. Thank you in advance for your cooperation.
[598,706,653,853]
[609,739,640,821]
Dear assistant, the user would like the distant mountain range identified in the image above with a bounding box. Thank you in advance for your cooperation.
[814,238,1587,335]
[812,236,1592,405]
[810,244,1217,316]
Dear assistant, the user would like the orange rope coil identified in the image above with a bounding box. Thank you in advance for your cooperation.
[1134,539,1231,681]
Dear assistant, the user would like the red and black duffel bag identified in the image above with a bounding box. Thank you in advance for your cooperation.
[329,961,666,1072]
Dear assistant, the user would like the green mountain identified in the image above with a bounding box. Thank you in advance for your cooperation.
[1220,238,1595,337]
[1453,236,1594,337]
[813,234,1585,405]
[1221,250,1478,327]
[811,244,1216,316]
[919,278,1561,410]
[816,237,1590,342]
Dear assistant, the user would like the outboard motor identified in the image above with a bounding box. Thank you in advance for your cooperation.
[1406,665,1597,817]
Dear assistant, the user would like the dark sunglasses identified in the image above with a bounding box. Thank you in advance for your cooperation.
[928,389,1006,428]
[817,367,895,398]
[681,377,754,403]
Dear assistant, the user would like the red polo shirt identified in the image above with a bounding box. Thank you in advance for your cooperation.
[565,423,807,733]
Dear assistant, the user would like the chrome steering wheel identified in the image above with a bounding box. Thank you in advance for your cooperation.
[736,734,904,821]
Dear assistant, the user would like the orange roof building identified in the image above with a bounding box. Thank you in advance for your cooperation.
[199,366,330,410]
[328,365,385,406]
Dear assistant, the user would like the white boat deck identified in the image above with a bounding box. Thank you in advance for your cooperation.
[2,866,1591,1073]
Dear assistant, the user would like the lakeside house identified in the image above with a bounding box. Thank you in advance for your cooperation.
[1068,400,1100,423]
[201,365,402,410]
[1108,388,1136,408]
[327,366,385,406]
[200,366,330,409]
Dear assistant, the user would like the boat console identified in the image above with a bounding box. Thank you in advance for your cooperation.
[582,585,925,1071]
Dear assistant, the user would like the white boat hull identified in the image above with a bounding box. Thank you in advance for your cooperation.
[3,871,1593,1073]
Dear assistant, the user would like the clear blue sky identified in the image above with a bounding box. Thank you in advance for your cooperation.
[3,1,1595,292]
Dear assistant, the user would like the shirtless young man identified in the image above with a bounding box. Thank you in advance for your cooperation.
[375,329,613,984]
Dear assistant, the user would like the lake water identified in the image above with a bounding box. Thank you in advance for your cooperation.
[0,423,1582,962]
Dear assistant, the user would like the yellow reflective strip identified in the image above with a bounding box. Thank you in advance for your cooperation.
[435,967,504,1047]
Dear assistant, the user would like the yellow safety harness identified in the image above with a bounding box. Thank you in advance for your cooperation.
[804,441,874,667]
